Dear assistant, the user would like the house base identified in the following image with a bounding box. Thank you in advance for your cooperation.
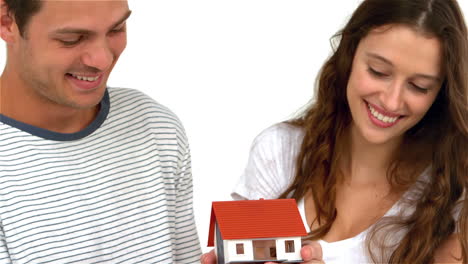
[226,260,303,264]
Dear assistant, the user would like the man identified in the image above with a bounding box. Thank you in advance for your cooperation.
[0,0,201,263]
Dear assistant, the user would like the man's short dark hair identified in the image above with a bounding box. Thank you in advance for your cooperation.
[4,0,42,37]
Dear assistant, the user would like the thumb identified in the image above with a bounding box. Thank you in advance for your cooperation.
[301,241,323,261]
[200,249,217,264]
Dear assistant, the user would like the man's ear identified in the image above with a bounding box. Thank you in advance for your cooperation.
[0,0,19,43]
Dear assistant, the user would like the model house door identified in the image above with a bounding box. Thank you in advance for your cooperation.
[252,240,277,261]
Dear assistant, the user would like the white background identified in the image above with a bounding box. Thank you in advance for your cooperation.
[1,0,467,253]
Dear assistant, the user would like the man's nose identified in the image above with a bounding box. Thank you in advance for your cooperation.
[80,40,114,72]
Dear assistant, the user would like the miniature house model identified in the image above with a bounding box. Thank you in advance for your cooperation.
[208,199,308,264]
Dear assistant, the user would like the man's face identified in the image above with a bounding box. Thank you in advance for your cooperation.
[12,0,130,110]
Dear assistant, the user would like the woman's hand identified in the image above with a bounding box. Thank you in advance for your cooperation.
[298,240,325,264]
[267,241,324,264]
[201,241,325,264]
[200,249,216,264]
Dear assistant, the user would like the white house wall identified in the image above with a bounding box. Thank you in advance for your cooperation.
[224,239,253,263]
[275,237,302,261]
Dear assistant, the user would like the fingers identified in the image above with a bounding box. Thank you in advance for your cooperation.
[200,249,217,264]
[307,260,325,264]
[200,244,326,264]
[301,240,325,264]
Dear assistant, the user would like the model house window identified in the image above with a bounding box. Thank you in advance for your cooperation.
[285,240,295,253]
[236,243,244,254]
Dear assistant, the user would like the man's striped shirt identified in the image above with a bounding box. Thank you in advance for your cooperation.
[0,87,201,263]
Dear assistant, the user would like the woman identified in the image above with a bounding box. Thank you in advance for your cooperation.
[202,0,467,263]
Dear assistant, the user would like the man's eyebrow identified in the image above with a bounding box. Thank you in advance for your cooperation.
[51,10,132,35]
[109,10,132,30]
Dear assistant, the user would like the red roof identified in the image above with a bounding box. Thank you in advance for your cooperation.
[207,199,307,246]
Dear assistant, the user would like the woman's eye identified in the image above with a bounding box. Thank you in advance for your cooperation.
[367,67,389,78]
[410,83,429,94]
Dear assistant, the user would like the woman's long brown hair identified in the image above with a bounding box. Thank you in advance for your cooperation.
[279,0,468,262]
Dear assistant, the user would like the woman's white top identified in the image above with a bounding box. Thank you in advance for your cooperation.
[232,123,461,264]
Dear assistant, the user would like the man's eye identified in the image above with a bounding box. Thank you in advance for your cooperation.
[110,26,126,34]
[59,36,83,46]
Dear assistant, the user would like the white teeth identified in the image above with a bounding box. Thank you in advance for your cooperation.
[367,103,399,123]
[70,74,99,82]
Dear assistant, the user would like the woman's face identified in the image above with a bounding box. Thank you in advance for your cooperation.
[346,24,443,147]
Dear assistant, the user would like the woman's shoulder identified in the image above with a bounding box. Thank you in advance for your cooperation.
[231,122,305,200]
[251,122,305,151]
[260,122,304,136]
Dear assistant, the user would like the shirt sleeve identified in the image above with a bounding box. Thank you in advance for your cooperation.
[0,223,12,264]
[231,123,304,200]
[172,138,202,263]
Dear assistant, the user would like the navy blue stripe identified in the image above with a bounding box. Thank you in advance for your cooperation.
[0,90,109,141]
